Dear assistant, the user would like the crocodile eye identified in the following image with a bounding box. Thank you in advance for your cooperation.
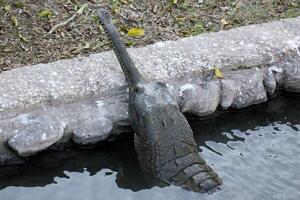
[155,81,167,88]
[133,84,145,93]
[98,9,111,19]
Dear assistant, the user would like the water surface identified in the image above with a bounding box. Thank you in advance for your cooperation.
[0,95,299,200]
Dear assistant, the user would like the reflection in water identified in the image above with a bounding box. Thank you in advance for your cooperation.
[0,95,299,200]
[190,94,299,152]
[0,139,153,191]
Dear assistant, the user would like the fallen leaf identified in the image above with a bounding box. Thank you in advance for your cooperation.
[83,42,90,49]
[4,4,11,11]
[127,27,144,37]
[20,42,29,51]
[120,0,129,4]
[214,67,223,78]
[221,18,229,26]
[18,32,28,43]
[176,17,185,23]
[112,7,120,14]
[3,48,13,52]
[152,5,158,13]
[11,15,18,27]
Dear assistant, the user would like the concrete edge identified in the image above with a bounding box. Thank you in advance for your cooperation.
[0,17,300,165]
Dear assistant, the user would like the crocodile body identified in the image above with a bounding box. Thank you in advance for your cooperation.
[97,9,222,192]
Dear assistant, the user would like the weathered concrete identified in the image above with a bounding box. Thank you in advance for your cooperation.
[0,17,300,164]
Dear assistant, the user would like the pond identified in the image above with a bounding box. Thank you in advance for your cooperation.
[0,95,299,200]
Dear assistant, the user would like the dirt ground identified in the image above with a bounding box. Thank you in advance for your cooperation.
[0,0,299,72]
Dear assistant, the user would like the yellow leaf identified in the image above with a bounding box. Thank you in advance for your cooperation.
[11,16,18,27]
[173,0,178,4]
[176,17,185,23]
[112,7,120,14]
[214,67,223,78]
[127,27,144,37]
[4,5,11,11]
[221,18,229,26]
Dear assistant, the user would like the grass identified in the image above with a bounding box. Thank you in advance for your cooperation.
[0,0,299,71]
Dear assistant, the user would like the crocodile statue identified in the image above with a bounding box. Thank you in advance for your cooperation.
[97,9,222,192]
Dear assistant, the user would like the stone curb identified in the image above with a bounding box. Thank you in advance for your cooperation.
[0,17,299,165]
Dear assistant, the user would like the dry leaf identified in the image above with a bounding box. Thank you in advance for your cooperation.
[18,32,28,43]
[214,67,223,78]
[221,18,229,26]
[173,0,178,4]
[176,17,186,23]
[11,16,18,27]
[3,48,13,52]
[127,27,145,37]
[4,5,11,11]
[120,0,129,4]
[20,42,29,52]
[83,42,90,49]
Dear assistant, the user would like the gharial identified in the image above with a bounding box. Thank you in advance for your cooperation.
[97,9,222,193]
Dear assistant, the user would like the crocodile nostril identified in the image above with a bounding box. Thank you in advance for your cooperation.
[198,178,222,193]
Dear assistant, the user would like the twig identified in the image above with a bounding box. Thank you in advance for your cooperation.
[45,3,88,36]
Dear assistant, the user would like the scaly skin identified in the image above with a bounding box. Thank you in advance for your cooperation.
[97,9,222,192]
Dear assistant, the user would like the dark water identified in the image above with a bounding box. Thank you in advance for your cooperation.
[0,95,299,200]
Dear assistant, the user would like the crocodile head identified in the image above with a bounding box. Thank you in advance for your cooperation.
[97,9,113,26]
[129,81,222,192]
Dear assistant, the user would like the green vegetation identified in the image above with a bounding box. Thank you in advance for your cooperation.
[38,9,53,19]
